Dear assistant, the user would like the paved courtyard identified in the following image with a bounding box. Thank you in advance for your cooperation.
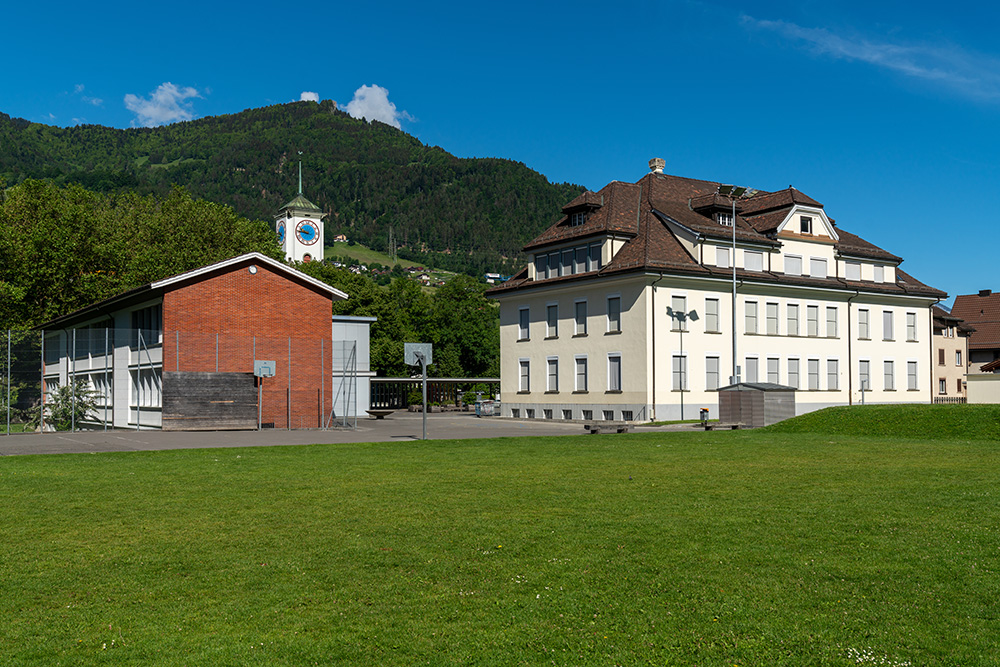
[0,411,646,456]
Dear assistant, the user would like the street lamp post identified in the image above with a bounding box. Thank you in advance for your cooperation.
[666,307,699,420]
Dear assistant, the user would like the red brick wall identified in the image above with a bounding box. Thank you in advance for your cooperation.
[161,260,334,428]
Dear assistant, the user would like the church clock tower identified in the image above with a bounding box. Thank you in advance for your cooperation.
[276,161,325,263]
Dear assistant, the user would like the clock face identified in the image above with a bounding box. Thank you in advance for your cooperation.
[295,220,319,245]
[276,221,285,244]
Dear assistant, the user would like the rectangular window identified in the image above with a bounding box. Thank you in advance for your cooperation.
[544,409,553,420]
[589,243,602,271]
[745,301,758,334]
[906,312,917,341]
[562,409,572,420]
[957,378,964,394]
[788,358,800,389]
[785,255,802,276]
[883,311,894,341]
[706,298,720,333]
[672,355,687,391]
[526,409,535,419]
[745,251,763,272]
[767,357,779,383]
[575,357,588,392]
[607,296,621,333]
[547,358,559,392]
[511,408,520,419]
[745,357,759,383]
[939,378,947,395]
[807,305,819,337]
[608,355,622,392]
[810,258,827,279]
[561,249,573,275]
[787,304,799,336]
[671,295,688,331]
[131,305,162,350]
[884,360,895,391]
[706,356,720,391]
[518,307,530,340]
[548,252,559,278]
[826,306,838,337]
[716,246,730,268]
[956,350,963,366]
[827,359,839,390]
[718,212,733,226]
[874,265,885,283]
[938,349,945,365]
[766,302,779,335]
[582,409,593,421]
[800,216,812,234]
[574,300,587,335]
[846,261,861,281]
[535,254,547,278]
[859,360,871,391]
[858,309,870,339]
[574,246,587,274]
[907,361,918,390]
[519,360,530,392]
[808,359,820,390]
[603,410,614,421]
[546,304,558,338]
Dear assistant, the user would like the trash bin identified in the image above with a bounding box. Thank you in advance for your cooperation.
[699,408,709,425]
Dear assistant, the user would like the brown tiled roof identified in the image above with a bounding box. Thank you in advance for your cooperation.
[561,190,603,212]
[981,359,1000,373]
[488,170,943,300]
[951,292,1000,349]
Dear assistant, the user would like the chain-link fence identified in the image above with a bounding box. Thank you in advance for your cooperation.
[1,329,359,435]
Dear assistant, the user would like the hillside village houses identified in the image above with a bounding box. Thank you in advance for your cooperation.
[488,159,947,422]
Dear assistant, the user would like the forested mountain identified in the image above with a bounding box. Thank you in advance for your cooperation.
[0,101,583,275]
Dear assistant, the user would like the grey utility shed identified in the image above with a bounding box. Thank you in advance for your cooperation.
[717,382,796,428]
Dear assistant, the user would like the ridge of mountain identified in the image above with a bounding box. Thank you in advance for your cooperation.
[0,101,584,275]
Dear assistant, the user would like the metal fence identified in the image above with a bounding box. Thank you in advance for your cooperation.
[1,329,359,435]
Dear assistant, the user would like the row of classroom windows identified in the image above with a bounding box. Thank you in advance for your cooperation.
[518,355,923,393]
[519,297,920,342]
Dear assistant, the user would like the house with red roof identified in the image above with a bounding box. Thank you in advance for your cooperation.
[488,159,946,421]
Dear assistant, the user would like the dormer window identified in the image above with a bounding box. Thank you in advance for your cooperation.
[800,216,812,234]
[717,212,733,227]
[570,212,588,227]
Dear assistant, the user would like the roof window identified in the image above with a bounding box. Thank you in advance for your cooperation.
[717,212,733,227]
[570,212,588,227]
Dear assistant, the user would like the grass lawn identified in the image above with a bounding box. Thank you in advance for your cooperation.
[2,418,999,664]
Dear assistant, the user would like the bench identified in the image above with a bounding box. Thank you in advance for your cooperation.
[705,422,745,431]
[365,409,395,420]
[584,422,631,434]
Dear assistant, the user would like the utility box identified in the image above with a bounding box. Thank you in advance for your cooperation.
[716,382,796,428]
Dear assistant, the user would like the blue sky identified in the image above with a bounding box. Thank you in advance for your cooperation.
[4,0,998,304]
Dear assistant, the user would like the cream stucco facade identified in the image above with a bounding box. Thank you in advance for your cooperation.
[491,165,945,422]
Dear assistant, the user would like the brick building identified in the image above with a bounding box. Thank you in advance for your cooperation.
[38,252,366,430]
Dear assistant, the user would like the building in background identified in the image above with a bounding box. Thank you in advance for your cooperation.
[931,305,973,402]
[37,253,373,430]
[489,159,946,421]
[275,166,325,263]
[950,290,1000,373]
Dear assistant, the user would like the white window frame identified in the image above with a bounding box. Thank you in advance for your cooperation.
[705,298,720,333]
[608,353,622,392]
[883,310,894,341]
[766,302,779,335]
[906,312,917,342]
[672,354,687,391]
[744,250,763,272]
[845,261,861,281]
[807,305,819,337]
[745,301,758,335]
[907,360,918,390]
[827,359,839,391]
[575,356,588,392]
[546,303,559,338]
[808,359,820,391]
[766,357,780,383]
[810,257,827,279]
[745,356,759,383]
[519,359,530,393]
[858,309,870,340]
[607,295,621,333]
[574,299,588,336]
[884,360,895,391]
[518,307,530,341]
[826,306,838,338]
[716,246,730,268]
[785,254,802,276]
[706,356,720,391]
[547,357,559,392]
[787,304,799,336]
[787,358,800,389]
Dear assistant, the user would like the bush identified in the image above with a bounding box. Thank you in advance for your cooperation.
[407,390,423,406]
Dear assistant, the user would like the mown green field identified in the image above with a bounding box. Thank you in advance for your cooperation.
[2,406,998,665]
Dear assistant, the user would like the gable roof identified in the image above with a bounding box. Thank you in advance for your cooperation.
[951,291,1000,350]
[38,252,347,330]
[490,169,943,300]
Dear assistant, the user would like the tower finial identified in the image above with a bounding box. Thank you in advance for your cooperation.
[297,151,303,195]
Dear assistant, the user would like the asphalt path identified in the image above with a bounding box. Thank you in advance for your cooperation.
[0,411,678,456]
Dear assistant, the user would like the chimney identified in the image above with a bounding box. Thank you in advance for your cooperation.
[980,289,993,297]
[648,157,665,174]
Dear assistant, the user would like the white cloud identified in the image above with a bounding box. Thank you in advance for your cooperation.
[744,16,1000,102]
[72,84,103,107]
[342,84,413,128]
[124,82,201,127]
[300,91,320,102]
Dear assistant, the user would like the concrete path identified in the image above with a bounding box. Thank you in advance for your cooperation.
[0,412,697,457]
